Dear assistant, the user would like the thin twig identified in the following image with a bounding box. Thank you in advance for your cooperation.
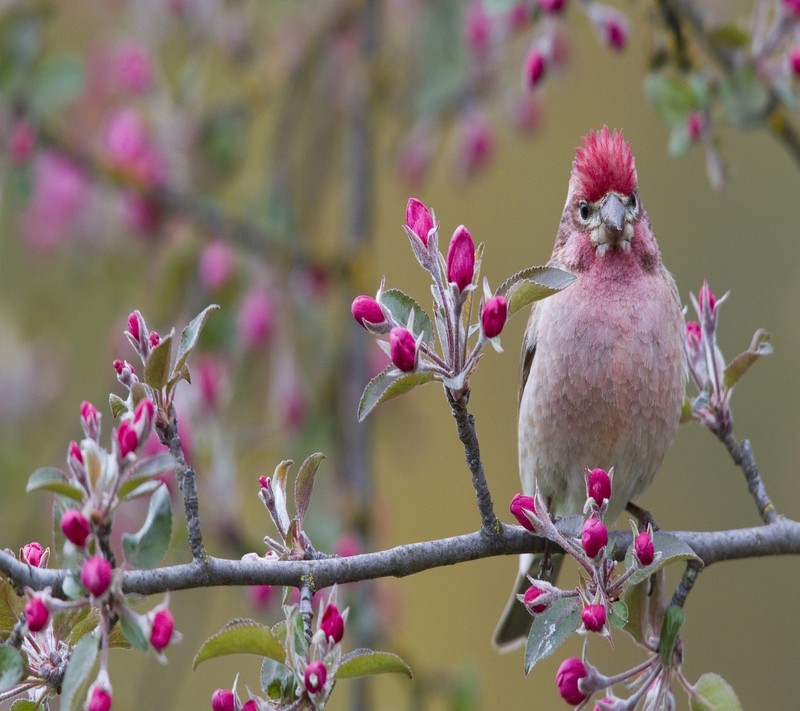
[448,394,498,534]
[670,559,702,609]
[159,408,207,562]
[717,432,778,524]
[300,575,315,643]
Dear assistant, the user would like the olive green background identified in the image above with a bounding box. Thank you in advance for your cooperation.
[2,2,799,709]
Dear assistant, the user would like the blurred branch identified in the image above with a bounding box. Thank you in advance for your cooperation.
[4,519,800,598]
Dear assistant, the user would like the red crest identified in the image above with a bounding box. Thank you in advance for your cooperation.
[571,127,637,202]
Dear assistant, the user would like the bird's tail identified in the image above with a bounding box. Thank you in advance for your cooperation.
[492,552,563,652]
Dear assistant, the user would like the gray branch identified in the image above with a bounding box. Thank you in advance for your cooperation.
[3,519,798,598]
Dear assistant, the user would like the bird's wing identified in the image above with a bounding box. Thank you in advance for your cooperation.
[518,303,539,410]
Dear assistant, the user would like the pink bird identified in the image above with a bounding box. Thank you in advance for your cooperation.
[493,128,686,649]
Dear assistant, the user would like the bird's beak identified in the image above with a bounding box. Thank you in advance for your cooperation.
[600,193,626,234]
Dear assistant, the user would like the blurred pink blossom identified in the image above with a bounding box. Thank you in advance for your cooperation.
[198,240,236,291]
[103,108,166,186]
[22,151,89,253]
[114,42,155,94]
[237,287,275,351]
[453,108,495,180]
[9,121,35,164]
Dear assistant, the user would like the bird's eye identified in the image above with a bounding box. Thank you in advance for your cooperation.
[629,191,637,209]
[578,201,590,221]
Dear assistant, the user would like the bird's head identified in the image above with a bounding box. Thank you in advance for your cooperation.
[556,127,660,272]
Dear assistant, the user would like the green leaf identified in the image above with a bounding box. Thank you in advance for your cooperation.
[0,576,23,637]
[644,73,699,125]
[336,649,413,679]
[708,24,750,52]
[60,633,98,711]
[260,657,297,700]
[122,484,172,569]
[120,612,150,652]
[723,328,772,390]
[381,289,435,345]
[680,396,694,424]
[173,305,219,380]
[659,604,684,667]
[109,393,127,419]
[144,329,174,390]
[30,55,85,118]
[193,619,285,669]
[623,568,669,650]
[690,673,743,711]
[624,532,702,587]
[118,453,176,499]
[609,600,628,628]
[524,597,581,674]
[62,569,87,600]
[10,700,42,710]
[357,365,435,422]
[719,67,769,128]
[26,467,84,501]
[496,266,575,318]
[0,647,24,693]
[293,452,325,526]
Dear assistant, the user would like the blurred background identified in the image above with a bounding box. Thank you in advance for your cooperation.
[1,0,799,708]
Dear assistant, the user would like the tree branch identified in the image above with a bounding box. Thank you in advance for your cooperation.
[4,519,799,598]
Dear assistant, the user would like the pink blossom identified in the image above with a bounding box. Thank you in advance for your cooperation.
[22,542,44,567]
[446,225,476,291]
[687,111,705,141]
[509,92,542,135]
[523,585,548,614]
[539,0,567,13]
[586,467,611,506]
[198,240,236,291]
[389,327,417,372]
[454,109,495,179]
[149,608,175,650]
[81,401,101,440]
[581,517,608,559]
[351,295,386,329]
[556,657,589,705]
[405,197,433,246]
[87,686,112,711]
[305,660,327,693]
[634,531,655,566]
[334,533,362,558]
[523,48,546,89]
[790,48,800,76]
[320,603,345,643]
[211,689,235,711]
[81,556,112,597]
[114,42,154,94]
[103,109,166,186]
[9,121,35,164]
[248,584,276,609]
[197,356,226,411]
[121,192,163,236]
[509,493,537,532]
[117,421,139,458]
[237,287,275,351]
[61,509,91,547]
[481,296,508,338]
[25,597,49,632]
[581,604,606,632]
[463,1,492,58]
[588,4,630,52]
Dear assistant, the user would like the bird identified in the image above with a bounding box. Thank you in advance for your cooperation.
[493,127,686,650]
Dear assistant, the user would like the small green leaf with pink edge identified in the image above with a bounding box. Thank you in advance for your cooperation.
[336,649,413,679]
[26,467,84,501]
[0,647,24,692]
[193,619,285,669]
[524,597,581,674]
[689,673,743,711]
[144,329,175,390]
[357,365,435,422]
[497,266,575,318]
[723,328,772,390]
[294,452,325,526]
[173,304,220,378]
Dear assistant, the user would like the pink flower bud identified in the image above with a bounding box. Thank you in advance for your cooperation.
[481,295,508,338]
[446,225,476,291]
[211,689,235,711]
[115,41,154,94]
[237,287,275,351]
[68,440,83,466]
[87,685,112,711]
[523,49,546,89]
[539,0,567,13]
[634,531,655,566]
[9,121,35,164]
[686,321,701,344]
[134,398,155,441]
[61,509,91,547]
[127,311,143,344]
[241,702,258,711]
[389,327,417,373]
[790,48,800,76]
[81,556,112,597]
[523,585,548,614]
[784,0,800,17]
[248,584,275,609]
[148,331,161,349]
[117,421,139,458]
[509,493,537,532]
[581,604,606,632]
[406,197,433,246]
[198,239,236,291]
[150,608,175,650]
[122,192,163,235]
[25,597,49,632]
[320,603,345,643]
[581,517,608,559]
[351,295,386,329]
[588,5,629,52]
[506,4,530,31]
[334,533,362,558]
[454,109,495,179]
[463,0,492,58]
[556,657,589,705]
[687,111,705,141]
[509,92,542,135]
[586,468,611,507]
[699,280,716,313]
[305,660,327,694]
[259,475,269,490]
[81,401,101,440]
[22,542,44,567]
